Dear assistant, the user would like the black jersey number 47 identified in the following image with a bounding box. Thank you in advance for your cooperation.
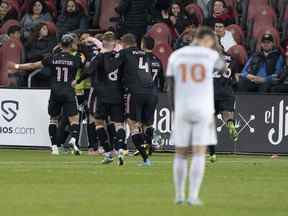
[138,57,159,82]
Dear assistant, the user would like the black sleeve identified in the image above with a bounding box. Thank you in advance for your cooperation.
[158,61,165,92]
[77,57,98,84]
[41,55,53,67]
[106,50,125,72]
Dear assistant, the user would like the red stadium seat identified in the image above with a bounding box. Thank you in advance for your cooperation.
[0,20,20,34]
[185,3,204,25]
[227,45,247,67]
[281,5,288,41]
[0,38,23,86]
[147,23,173,46]
[99,0,120,30]
[226,24,245,45]
[152,43,173,73]
[249,6,277,38]
[247,0,270,21]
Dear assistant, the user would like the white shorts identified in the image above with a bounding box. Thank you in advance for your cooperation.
[172,111,217,148]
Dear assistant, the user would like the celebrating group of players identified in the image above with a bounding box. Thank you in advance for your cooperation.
[9,25,238,168]
[10,31,164,166]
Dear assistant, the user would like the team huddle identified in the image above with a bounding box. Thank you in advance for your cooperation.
[9,26,238,206]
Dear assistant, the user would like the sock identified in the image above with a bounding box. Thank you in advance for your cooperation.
[88,122,98,150]
[70,124,80,146]
[208,145,215,156]
[56,118,69,147]
[107,124,116,149]
[96,127,112,153]
[49,123,57,146]
[115,127,126,151]
[173,155,188,202]
[188,155,206,201]
[132,133,148,162]
[145,127,154,155]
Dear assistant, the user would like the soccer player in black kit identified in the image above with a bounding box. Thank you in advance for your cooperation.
[77,31,127,165]
[111,34,165,166]
[209,42,239,162]
[9,34,84,155]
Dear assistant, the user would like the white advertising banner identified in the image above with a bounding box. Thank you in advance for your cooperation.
[0,89,51,147]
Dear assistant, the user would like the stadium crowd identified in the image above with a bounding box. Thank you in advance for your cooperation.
[0,0,288,93]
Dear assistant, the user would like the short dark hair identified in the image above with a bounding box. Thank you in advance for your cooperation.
[142,36,155,50]
[7,25,21,36]
[28,0,47,15]
[121,33,137,46]
[214,19,228,27]
[195,26,216,40]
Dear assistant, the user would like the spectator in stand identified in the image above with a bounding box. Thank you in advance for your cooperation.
[56,0,88,39]
[205,0,235,27]
[174,25,197,49]
[21,0,52,41]
[116,0,153,45]
[270,46,288,93]
[214,19,236,52]
[7,25,21,40]
[169,3,187,35]
[0,0,15,27]
[24,22,57,62]
[239,33,284,92]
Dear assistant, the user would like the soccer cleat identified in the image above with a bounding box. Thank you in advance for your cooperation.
[51,145,59,155]
[142,159,152,166]
[188,198,203,206]
[101,153,113,164]
[69,138,81,156]
[227,121,238,142]
[209,154,217,163]
[101,157,113,164]
[134,150,140,156]
[175,198,185,205]
[117,149,125,166]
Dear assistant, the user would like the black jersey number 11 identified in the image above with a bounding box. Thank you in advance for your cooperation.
[56,67,69,82]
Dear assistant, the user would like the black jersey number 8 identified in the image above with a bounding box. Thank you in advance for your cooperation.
[56,67,69,82]
[108,69,118,81]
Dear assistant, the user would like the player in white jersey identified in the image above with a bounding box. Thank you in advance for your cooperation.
[166,27,225,206]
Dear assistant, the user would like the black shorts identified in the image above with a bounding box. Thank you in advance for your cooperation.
[89,89,124,122]
[126,94,158,125]
[48,87,78,117]
[215,96,235,114]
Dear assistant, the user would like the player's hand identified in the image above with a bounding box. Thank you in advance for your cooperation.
[71,80,77,88]
[251,76,266,84]
[7,62,18,73]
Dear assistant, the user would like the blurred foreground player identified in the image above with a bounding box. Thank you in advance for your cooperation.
[9,34,84,155]
[167,27,224,205]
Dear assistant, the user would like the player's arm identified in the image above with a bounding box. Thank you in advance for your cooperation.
[166,77,175,111]
[166,54,175,111]
[158,62,166,92]
[8,61,43,73]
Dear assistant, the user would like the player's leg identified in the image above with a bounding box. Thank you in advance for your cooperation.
[48,95,62,155]
[110,104,126,165]
[94,102,113,164]
[208,98,220,162]
[127,94,150,164]
[173,115,191,204]
[64,94,81,155]
[222,96,238,141]
[87,88,99,154]
[87,114,98,155]
[188,145,206,206]
[188,116,217,206]
[142,94,158,156]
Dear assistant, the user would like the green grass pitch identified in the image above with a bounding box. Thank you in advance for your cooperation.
[0,150,287,216]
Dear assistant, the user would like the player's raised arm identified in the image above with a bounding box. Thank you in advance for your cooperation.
[8,61,44,73]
